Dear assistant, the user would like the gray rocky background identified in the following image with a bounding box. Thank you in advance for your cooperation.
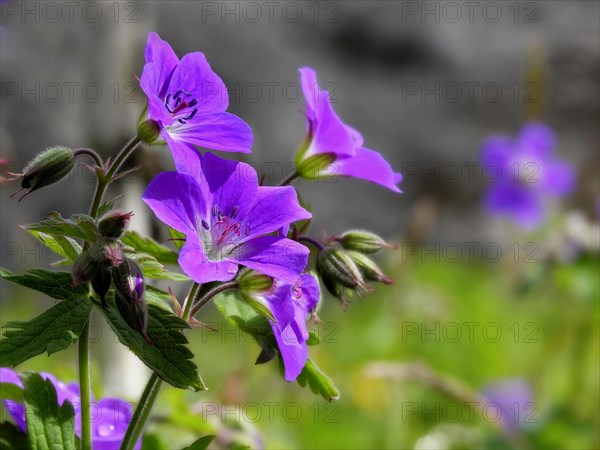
[1,0,599,264]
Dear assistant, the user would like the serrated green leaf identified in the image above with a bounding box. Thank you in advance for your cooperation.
[96,195,124,218]
[296,359,340,401]
[0,383,23,402]
[26,231,81,263]
[121,231,179,265]
[95,292,205,391]
[145,286,175,312]
[21,373,78,450]
[0,268,88,302]
[0,297,93,367]
[183,435,215,450]
[0,422,28,450]
[22,212,97,242]
[125,252,189,282]
[213,292,275,348]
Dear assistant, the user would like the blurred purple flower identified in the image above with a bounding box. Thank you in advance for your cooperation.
[259,274,320,381]
[481,122,575,229]
[482,378,535,432]
[142,152,311,284]
[296,67,402,192]
[139,32,253,171]
[0,368,140,450]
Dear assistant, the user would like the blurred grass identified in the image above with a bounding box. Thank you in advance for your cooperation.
[1,252,598,449]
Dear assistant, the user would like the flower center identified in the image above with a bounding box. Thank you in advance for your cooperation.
[164,90,199,124]
[200,204,250,258]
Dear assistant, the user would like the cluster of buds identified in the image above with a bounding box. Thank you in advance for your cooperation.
[71,210,150,343]
[8,146,75,201]
[317,230,395,307]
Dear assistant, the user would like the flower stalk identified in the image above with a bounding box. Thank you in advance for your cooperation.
[79,136,143,450]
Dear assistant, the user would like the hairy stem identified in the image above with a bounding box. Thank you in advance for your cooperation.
[105,136,142,181]
[77,319,91,450]
[190,281,239,317]
[277,169,300,186]
[119,372,162,450]
[297,235,324,251]
[88,136,142,218]
[120,282,200,450]
[73,148,103,168]
[79,136,142,450]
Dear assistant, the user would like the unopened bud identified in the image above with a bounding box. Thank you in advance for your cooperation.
[137,118,161,145]
[112,258,151,344]
[100,241,124,268]
[115,290,151,345]
[347,251,393,285]
[238,270,273,296]
[72,251,99,287]
[10,147,75,201]
[317,244,370,301]
[112,258,145,303]
[296,152,337,181]
[98,211,133,239]
[91,269,111,309]
[337,230,397,254]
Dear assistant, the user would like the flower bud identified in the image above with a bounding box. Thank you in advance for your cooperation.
[337,230,396,254]
[72,251,99,287]
[137,116,160,144]
[98,212,133,239]
[238,270,274,296]
[11,147,75,201]
[295,152,337,181]
[112,258,145,304]
[115,290,151,345]
[112,258,151,344]
[347,251,393,285]
[100,241,124,268]
[317,244,370,299]
[91,269,111,309]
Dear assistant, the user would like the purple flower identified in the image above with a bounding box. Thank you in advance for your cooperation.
[142,152,311,284]
[296,67,402,192]
[258,274,320,381]
[139,32,253,170]
[0,368,140,450]
[92,398,137,450]
[482,378,535,433]
[481,122,576,229]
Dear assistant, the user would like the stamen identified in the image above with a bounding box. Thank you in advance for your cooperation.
[231,206,239,219]
[201,220,210,230]
[212,204,219,216]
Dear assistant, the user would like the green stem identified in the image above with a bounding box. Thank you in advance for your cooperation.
[297,235,324,251]
[78,136,142,450]
[73,148,103,168]
[89,136,142,218]
[119,282,200,450]
[278,169,300,186]
[77,320,91,450]
[105,136,142,181]
[190,281,238,317]
[119,373,162,450]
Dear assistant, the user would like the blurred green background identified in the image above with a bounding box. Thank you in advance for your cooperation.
[3,247,598,449]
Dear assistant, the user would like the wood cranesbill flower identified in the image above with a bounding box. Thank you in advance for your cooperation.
[138,32,253,171]
[142,152,311,284]
[481,122,575,229]
[0,368,141,450]
[255,274,320,381]
[295,67,402,192]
